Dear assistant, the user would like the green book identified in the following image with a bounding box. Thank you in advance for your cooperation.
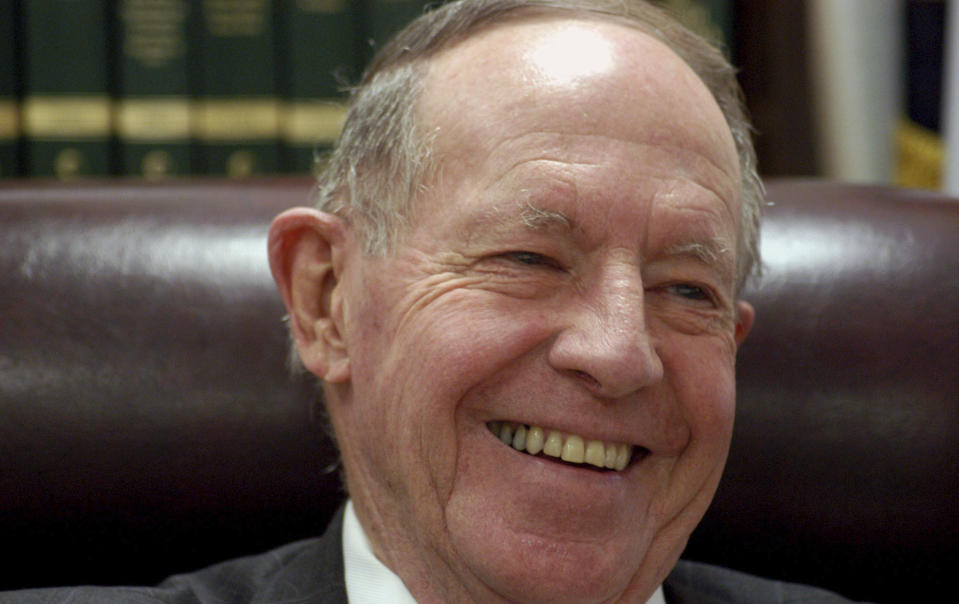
[0,1,20,178]
[277,0,356,175]
[115,0,195,178]
[195,0,280,177]
[21,0,113,178]
[364,0,432,58]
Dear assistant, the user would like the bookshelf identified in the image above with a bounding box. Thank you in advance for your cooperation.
[3,0,734,179]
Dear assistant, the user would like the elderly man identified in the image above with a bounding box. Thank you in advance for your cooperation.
[2,1,864,603]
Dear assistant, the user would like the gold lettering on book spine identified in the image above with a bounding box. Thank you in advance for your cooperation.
[203,0,268,36]
[117,98,192,140]
[23,97,112,139]
[196,99,280,141]
[121,0,188,67]
[282,101,347,144]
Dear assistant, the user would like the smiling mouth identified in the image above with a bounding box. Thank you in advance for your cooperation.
[486,421,640,471]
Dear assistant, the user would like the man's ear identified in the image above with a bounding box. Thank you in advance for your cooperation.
[268,207,353,383]
[734,300,755,347]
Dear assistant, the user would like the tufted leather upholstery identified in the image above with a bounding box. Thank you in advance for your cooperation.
[685,181,959,603]
[1,178,338,590]
[1,178,956,602]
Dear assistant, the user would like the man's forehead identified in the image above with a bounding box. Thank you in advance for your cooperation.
[427,8,667,66]
[419,14,689,115]
[418,14,738,174]
[459,199,572,236]
[411,10,742,260]
[434,139,742,236]
[457,192,732,249]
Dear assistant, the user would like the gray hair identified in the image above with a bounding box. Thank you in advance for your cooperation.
[313,0,763,294]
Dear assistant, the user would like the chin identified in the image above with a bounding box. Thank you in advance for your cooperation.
[486,563,638,604]
[450,522,653,604]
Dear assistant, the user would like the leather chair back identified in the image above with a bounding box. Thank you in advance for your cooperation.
[1,178,340,589]
[2,178,957,602]
[688,180,959,603]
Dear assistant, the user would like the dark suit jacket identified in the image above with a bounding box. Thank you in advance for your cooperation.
[0,509,865,603]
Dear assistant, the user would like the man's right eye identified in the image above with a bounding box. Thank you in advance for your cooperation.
[504,251,560,268]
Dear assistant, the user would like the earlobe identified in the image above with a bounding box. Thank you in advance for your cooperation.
[268,208,353,383]
[734,300,755,347]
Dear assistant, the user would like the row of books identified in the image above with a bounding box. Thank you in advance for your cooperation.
[0,0,433,179]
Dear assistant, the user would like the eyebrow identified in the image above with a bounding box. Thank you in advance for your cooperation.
[518,201,571,230]
[465,200,572,237]
[465,200,735,272]
[661,238,734,271]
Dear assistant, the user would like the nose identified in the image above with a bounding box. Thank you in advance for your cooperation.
[547,265,664,399]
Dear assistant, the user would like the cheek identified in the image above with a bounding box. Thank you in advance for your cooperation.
[650,336,737,530]
[391,292,551,386]
[663,334,737,448]
[345,290,552,489]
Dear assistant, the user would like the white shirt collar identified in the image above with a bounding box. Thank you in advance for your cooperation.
[648,582,668,604]
[343,500,418,604]
[342,499,667,604]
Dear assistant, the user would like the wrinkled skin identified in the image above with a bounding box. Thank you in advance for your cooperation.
[270,15,754,604]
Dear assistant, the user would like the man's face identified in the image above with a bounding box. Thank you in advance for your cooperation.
[326,17,752,603]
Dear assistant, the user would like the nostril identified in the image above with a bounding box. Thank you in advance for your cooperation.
[571,369,600,389]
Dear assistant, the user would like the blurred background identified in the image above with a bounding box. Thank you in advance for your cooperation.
[1,0,955,194]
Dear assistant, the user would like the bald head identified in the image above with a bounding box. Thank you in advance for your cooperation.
[269,5,760,601]
[310,0,762,293]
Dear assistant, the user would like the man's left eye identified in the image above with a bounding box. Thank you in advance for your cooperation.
[505,251,559,268]
[667,283,712,302]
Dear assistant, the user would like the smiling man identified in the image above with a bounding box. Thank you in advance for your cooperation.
[272,6,753,602]
[0,2,864,603]
[264,1,853,603]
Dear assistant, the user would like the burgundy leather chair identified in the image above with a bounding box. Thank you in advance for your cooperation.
[1,178,957,602]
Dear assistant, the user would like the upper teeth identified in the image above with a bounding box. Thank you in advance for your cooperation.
[487,421,632,471]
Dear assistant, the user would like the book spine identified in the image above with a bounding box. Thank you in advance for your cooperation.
[195,0,279,177]
[115,0,195,178]
[0,1,21,178]
[278,0,355,174]
[21,0,114,178]
[364,0,431,57]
